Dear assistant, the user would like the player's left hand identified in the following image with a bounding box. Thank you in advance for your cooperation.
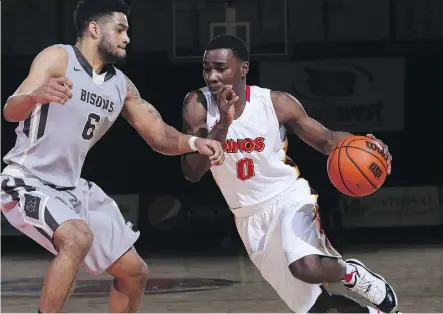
[194,138,225,166]
[366,134,392,174]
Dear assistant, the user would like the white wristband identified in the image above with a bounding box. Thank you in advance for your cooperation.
[188,136,199,151]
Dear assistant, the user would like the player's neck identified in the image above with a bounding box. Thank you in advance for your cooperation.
[75,40,106,74]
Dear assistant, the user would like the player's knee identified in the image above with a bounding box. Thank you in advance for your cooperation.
[114,259,149,294]
[129,258,149,287]
[53,219,93,254]
[289,255,321,284]
[111,249,150,285]
[137,260,149,283]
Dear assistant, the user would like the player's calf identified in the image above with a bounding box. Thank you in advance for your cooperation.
[107,248,149,313]
[289,255,347,284]
[40,219,93,313]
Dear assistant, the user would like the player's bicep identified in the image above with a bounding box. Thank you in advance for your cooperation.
[182,91,208,138]
[15,46,67,95]
[292,115,332,143]
[122,76,166,142]
[272,91,332,150]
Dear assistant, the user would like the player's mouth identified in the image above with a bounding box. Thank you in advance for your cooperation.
[209,85,222,93]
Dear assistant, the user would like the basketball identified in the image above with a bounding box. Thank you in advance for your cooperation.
[327,135,388,197]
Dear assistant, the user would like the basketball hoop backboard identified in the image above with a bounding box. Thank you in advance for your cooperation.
[172,0,288,61]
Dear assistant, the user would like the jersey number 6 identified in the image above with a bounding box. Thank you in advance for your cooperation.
[82,113,101,140]
[237,158,255,181]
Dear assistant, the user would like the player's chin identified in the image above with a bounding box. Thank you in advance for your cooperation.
[117,51,127,59]
[113,53,127,64]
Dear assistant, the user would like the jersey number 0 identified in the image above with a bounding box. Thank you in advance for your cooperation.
[236,158,255,181]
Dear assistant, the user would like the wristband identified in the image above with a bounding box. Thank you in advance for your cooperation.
[189,136,198,151]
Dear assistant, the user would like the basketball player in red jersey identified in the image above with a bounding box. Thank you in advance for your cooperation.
[181,35,398,313]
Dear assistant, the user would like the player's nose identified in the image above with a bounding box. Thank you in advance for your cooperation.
[208,70,219,83]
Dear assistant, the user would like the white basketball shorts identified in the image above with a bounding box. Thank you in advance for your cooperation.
[234,178,341,313]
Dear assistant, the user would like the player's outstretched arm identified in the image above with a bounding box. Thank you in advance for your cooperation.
[122,76,225,162]
[271,91,352,155]
[180,91,230,182]
[3,46,72,122]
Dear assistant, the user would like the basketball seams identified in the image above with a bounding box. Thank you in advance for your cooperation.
[328,136,388,197]
[331,138,388,173]
[337,147,357,196]
[344,146,378,189]
[345,142,388,173]
[327,139,341,172]
[328,136,368,155]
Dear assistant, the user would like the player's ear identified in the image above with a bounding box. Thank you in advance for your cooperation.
[241,62,249,80]
[88,21,101,39]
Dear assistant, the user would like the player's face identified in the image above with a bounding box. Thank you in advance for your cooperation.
[99,12,130,64]
[203,49,247,97]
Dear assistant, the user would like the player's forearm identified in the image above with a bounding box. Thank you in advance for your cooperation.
[3,92,38,122]
[149,124,194,156]
[324,131,353,155]
[181,124,229,182]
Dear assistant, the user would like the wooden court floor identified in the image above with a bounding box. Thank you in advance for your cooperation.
[2,244,442,313]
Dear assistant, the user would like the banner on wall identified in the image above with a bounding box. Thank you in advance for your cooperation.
[259,58,405,132]
[339,186,441,228]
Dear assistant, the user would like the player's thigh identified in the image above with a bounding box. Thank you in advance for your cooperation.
[280,202,341,263]
[1,174,82,253]
[80,180,140,276]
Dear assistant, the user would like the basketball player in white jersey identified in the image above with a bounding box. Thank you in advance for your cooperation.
[181,35,398,313]
[1,1,224,313]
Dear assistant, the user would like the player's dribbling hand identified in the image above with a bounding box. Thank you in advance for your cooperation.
[30,77,73,105]
[366,134,392,174]
[216,85,239,126]
[194,138,225,166]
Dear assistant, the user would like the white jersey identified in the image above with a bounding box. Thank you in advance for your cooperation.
[201,85,300,210]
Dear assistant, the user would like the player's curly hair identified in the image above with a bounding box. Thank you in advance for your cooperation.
[74,0,130,38]
[205,34,249,62]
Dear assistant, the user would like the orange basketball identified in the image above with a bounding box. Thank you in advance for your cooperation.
[327,135,388,197]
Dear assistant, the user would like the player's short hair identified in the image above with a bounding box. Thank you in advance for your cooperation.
[205,35,249,62]
[74,0,130,38]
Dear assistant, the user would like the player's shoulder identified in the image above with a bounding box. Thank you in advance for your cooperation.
[248,84,273,97]
[183,88,208,110]
[252,86,299,111]
[34,45,68,62]
[30,45,69,76]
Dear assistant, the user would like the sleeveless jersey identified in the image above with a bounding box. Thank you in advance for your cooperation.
[3,45,127,187]
[201,85,300,209]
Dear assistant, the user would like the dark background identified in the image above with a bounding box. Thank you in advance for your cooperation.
[1,0,442,256]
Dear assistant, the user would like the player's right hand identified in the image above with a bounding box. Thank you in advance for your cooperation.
[30,77,73,105]
[194,138,225,166]
[216,85,239,126]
